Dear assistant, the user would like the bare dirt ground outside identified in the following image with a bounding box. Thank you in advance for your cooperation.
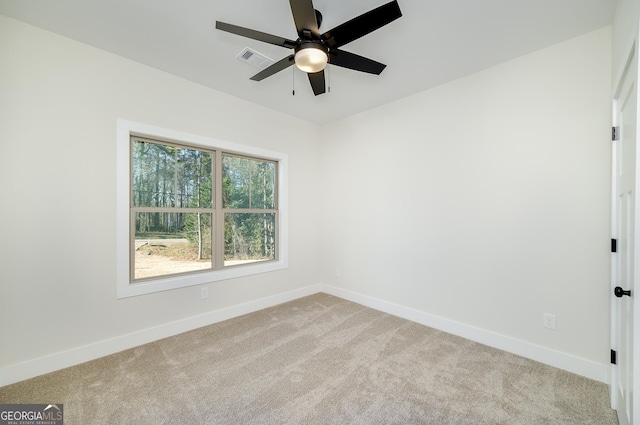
[134,239,263,279]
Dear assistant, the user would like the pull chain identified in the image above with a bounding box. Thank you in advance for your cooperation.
[292,65,295,96]
[327,58,331,93]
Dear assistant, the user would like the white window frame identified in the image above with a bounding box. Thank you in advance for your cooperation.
[116,119,288,298]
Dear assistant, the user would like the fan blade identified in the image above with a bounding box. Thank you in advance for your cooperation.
[329,49,386,74]
[307,70,326,95]
[321,0,402,49]
[216,21,296,49]
[250,55,295,81]
[289,0,320,39]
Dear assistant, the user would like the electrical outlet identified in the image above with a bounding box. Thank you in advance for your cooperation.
[201,287,208,300]
[543,313,556,330]
[335,268,342,278]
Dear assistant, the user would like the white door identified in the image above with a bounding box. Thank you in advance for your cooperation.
[612,36,638,425]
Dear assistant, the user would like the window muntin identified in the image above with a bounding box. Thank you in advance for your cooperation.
[130,138,278,282]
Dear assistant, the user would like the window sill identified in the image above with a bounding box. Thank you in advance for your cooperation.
[117,259,288,298]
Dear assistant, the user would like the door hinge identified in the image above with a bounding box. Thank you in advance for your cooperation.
[612,238,617,253]
[611,349,617,365]
[612,126,620,141]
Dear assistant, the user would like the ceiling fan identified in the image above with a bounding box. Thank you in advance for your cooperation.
[215,0,402,96]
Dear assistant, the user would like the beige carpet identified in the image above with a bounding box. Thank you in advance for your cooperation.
[0,293,618,424]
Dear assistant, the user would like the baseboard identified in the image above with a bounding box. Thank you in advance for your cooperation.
[0,284,323,387]
[322,284,610,384]
[1,283,609,387]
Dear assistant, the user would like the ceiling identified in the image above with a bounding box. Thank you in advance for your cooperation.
[0,0,617,124]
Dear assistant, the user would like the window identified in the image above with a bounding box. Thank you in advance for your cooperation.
[222,154,278,266]
[117,120,288,298]
[132,138,215,280]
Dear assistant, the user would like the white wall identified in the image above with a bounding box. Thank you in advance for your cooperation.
[319,28,612,375]
[0,14,616,385]
[613,0,640,82]
[0,16,320,378]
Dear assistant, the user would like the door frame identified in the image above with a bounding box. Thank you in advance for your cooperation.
[611,23,640,425]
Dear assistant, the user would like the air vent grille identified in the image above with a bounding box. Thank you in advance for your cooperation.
[236,47,275,70]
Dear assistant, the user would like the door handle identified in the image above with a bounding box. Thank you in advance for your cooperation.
[614,286,632,297]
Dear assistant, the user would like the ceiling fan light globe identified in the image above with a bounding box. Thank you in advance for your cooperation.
[294,47,328,73]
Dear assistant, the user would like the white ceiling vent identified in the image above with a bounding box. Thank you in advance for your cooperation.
[236,47,275,70]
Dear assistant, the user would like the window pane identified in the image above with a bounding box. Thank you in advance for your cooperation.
[222,155,276,209]
[134,212,212,279]
[224,213,276,266]
[132,140,213,208]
